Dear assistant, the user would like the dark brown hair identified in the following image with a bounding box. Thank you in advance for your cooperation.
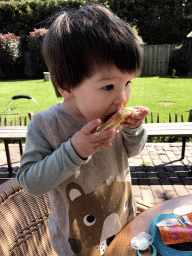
[43,3,143,97]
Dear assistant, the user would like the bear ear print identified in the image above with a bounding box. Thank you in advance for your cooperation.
[66,182,85,202]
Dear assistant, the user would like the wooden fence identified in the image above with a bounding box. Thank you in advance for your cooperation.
[145,112,186,123]
[0,43,177,78]
[0,112,33,126]
[145,109,192,123]
[141,44,176,76]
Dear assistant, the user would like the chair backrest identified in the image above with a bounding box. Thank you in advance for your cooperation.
[0,178,57,256]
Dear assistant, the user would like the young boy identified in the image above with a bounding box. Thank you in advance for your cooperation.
[17,3,149,256]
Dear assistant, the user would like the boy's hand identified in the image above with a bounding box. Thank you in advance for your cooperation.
[71,119,116,159]
[121,106,150,129]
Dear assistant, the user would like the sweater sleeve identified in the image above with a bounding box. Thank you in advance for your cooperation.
[122,125,147,158]
[17,118,88,196]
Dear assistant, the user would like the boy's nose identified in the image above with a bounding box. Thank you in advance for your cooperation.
[113,91,127,107]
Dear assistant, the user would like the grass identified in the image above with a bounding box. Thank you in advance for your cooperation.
[0,79,59,125]
[0,77,192,125]
[128,77,192,123]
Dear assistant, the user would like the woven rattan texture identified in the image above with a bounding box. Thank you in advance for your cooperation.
[0,179,58,256]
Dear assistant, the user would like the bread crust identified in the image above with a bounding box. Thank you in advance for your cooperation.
[96,107,138,131]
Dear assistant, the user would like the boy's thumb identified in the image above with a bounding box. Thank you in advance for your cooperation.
[82,119,101,135]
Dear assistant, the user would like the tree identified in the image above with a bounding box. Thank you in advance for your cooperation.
[0,0,192,45]
[110,0,192,44]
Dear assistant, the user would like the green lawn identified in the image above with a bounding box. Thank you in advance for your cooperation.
[0,77,192,125]
[128,77,192,123]
[0,79,59,125]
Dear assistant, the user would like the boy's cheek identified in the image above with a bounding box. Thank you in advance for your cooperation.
[123,97,131,108]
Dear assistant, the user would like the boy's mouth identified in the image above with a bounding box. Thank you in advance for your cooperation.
[104,111,117,122]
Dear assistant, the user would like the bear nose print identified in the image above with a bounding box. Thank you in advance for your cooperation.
[106,235,116,246]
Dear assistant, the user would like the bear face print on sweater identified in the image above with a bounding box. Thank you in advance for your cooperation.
[66,172,134,255]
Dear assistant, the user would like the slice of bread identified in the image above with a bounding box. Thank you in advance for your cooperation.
[97,107,138,131]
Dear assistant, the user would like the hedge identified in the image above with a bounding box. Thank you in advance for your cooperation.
[0,0,191,78]
[0,33,20,78]
[0,0,107,79]
[28,28,48,78]
[0,0,112,79]
[0,28,49,79]
[0,0,104,37]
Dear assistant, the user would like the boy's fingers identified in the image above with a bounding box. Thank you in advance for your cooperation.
[91,134,114,145]
[134,106,149,111]
[128,107,150,121]
[122,107,150,128]
[134,106,150,116]
[90,130,115,142]
[94,140,112,151]
[81,119,101,135]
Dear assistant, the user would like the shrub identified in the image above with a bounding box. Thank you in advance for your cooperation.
[28,28,48,78]
[0,33,20,78]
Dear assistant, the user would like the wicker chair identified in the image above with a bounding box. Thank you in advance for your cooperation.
[0,178,153,256]
[0,178,57,256]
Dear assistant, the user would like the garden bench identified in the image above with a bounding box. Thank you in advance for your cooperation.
[144,122,192,159]
[0,126,27,176]
[0,122,192,176]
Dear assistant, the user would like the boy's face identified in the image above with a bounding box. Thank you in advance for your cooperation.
[64,65,134,124]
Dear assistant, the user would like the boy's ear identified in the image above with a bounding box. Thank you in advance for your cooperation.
[58,87,73,100]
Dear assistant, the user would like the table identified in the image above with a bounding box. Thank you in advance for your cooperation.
[1,122,192,175]
[105,195,192,256]
[0,126,27,176]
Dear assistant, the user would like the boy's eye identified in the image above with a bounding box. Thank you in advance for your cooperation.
[103,85,114,91]
[125,81,131,87]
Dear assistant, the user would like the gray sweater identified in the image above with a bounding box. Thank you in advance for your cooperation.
[17,103,147,256]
